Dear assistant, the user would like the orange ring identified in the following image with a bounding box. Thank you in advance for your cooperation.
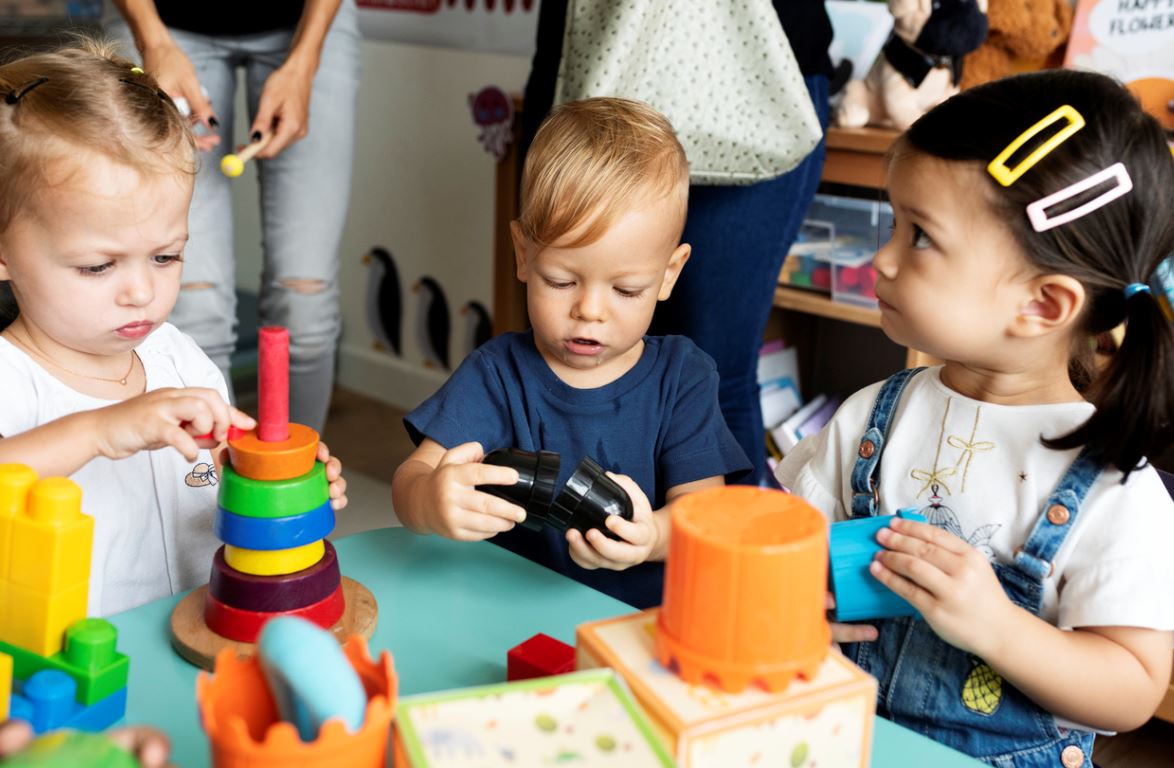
[227,423,319,481]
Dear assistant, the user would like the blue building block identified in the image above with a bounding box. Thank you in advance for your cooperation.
[829,509,928,623]
[9,669,126,735]
[214,500,334,551]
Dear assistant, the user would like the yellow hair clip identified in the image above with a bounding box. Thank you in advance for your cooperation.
[987,105,1085,187]
[130,66,144,76]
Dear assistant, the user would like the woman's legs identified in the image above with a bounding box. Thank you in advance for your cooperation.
[652,75,829,485]
[244,2,361,431]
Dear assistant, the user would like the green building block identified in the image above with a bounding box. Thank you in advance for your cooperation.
[0,618,128,706]
[218,462,329,519]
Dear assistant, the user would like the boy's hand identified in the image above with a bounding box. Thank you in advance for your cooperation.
[566,472,658,570]
[826,591,878,644]
[93,388,255,462]
[317,440,348,511]
[424,442,526,541]
[870,517,1012,656]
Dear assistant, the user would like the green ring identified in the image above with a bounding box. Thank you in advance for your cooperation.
[218,462,329,519]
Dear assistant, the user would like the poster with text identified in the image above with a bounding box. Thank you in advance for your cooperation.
[1064,0,1174,130]
[357,0,540,56]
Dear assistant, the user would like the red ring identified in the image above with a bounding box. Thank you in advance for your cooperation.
[204,584,345,643]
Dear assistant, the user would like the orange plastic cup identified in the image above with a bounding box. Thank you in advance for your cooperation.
[196,635,396,768]
[656,486,830,693]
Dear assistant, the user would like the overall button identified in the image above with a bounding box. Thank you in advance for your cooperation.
[859,440,876,459]
[1060,744,1085,768]
[1047,504,1070,526]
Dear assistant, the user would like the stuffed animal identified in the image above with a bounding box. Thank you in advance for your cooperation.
[836,0,989,130]
[960,0,1072,90]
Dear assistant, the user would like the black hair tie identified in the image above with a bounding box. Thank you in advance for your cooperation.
[4,77,49,105]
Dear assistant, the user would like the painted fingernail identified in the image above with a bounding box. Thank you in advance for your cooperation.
[208,116,219,128]
[251,130,262,142]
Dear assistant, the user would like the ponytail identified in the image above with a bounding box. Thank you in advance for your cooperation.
[1045,289,1174,479]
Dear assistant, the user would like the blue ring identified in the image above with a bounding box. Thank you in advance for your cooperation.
[1124,282,1151,299]
[214,500,335,551]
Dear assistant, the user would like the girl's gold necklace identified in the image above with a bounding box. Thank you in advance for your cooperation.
[11,327,136,386]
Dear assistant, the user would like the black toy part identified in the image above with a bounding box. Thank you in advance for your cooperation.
[477,448,560,532]
[551,457,635,541]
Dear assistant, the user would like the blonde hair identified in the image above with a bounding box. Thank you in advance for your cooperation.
[0,38,196,234]
[518,97,689,249]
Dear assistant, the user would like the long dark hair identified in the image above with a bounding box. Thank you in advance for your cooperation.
[904,69,1174,478]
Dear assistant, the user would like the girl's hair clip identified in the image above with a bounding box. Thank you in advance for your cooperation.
[4,76,49,105]
[1025,162,1132,233]
[988,105,1085,187]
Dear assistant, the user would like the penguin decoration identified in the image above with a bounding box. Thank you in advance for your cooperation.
[460,300,493,356]
[362,246,402,356]
[414,276,451,371]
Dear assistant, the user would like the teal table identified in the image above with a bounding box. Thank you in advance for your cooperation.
[109,528,981,767]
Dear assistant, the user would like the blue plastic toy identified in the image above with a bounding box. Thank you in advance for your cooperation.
[829,509,928,622]
[213,500,335,550]
[256,616,367,741]
[8,669,127,735]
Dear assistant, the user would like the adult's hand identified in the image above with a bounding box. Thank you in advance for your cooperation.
[141,40,220,153]
[250,59,315,159]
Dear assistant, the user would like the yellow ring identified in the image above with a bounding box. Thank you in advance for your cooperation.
[224,540,325,576]
[987,105,1085,187]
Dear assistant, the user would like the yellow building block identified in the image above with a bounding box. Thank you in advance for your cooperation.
[3,580,89,657]
[0,464,39,582]
[224,539,325,576]
[8,477,93,594]
[0,651,11,721]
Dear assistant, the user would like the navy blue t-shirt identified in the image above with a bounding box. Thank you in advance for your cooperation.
[404,331,750,608]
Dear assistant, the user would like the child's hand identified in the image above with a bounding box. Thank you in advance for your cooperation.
[317,440,348,511]
[826,591,878,644]
[93,388,255,462]
[870,517,1011,655]
[423,442,526,541]
[566,473,658,571]
[0,721,170,767]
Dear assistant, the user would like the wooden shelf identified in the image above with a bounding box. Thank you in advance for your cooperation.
[773,286,881,328]
[821,126,899,189]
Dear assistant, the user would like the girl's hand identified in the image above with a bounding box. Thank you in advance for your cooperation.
[251,59,315,159]
[93,387,255,462]
[423,442,525,541]
[139,40,220,152]
[826,591,879,644]
[317,440,348,511]
[566,473,658,571]
[0,721,170,767]
[870,517,1012,655]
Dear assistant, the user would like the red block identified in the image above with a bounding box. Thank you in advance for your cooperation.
[507,633,575,682]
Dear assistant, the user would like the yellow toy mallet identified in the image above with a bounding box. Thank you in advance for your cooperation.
[220,134,271,178]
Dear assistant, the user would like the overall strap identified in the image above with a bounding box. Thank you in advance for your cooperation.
[850,367,927,519]
[1011,446,1102,584]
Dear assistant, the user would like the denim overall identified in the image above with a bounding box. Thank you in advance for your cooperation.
[843,368,1098,768]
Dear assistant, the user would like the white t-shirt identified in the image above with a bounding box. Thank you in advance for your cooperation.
[776,366,1174,631]
[0,323,225,617]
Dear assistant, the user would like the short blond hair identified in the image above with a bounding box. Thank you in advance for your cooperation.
[0,38,196,234]
[518,97,689,249]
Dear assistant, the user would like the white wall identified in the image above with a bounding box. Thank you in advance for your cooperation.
[230,39,530,410]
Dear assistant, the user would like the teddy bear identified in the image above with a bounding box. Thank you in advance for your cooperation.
[960,0,1073,90]
[835,0,989,131]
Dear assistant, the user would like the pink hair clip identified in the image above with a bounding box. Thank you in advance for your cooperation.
[1025,162,1132,233]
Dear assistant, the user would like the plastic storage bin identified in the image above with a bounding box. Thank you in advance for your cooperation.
[779,194,892,309]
